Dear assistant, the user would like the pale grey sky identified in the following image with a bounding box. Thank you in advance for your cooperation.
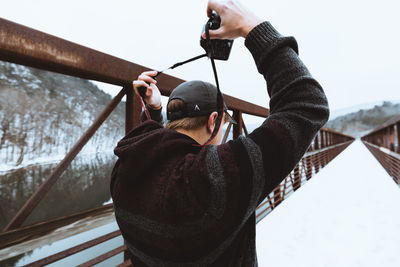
[1,0,400,120]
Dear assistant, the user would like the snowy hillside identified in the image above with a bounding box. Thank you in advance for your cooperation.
[0,61,125,170]
[326,101,400,138]
[329,101,390,119]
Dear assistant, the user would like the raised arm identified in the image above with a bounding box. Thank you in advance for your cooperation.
[207,0,329,203]
[244,21,329,200]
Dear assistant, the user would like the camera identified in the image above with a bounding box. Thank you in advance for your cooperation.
[200,12,233,61]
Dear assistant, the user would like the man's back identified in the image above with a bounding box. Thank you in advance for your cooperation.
[110,1,329,266]
[111,122,262,266]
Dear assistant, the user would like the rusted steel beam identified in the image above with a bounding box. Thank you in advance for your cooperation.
[125,84,143,133]
[321,127,354,139]
[125,85,142,134]
[125,85,135,134]
[223,95,269,118]
[222,122,233,144]
[390,126,395,151]
[2,88,126,232]
[77,245,126,267]
[273,187,282,206]
[314,134,320,150]
[397,122,400,153]
[292,165,301,191]
[305,157,312,180]
[241,114,249,136]
[123,241,130,265]
[133,93,142,128]
[233,111,243,139]
[0,18,269,118]
[0,18,152,87]
[362,141,400,185]
[0,204,114,249]
[363,115,400,138]
[24,230,121,267]
[361,118,400,155]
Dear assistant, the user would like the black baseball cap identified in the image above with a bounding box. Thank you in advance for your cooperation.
[167,80,236,124]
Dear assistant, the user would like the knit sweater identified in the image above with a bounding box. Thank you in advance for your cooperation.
[110,21,329,266]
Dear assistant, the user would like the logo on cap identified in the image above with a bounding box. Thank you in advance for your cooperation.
[194,104,200,111]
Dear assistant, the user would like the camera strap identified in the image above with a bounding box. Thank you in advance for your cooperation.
[138,53,207,120]
[138,21,225,146]
[196,21,225,146]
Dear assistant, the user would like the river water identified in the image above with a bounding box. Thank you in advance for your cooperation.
[0,152,117,266]
[0,152,116,230]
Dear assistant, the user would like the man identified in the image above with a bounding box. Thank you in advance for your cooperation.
[110,0,329,266]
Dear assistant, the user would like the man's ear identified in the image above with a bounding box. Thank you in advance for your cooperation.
[207,112,218,133]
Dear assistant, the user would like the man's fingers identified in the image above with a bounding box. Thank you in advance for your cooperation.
[141,70,158,77]
[207,0,222,17]
[132,80,149,98]
[145,86,153,97]
[132,70,158,98]
[133,80,148,88]
[207,28,224,39]
[201,25,224,39]
[138,74,157,85]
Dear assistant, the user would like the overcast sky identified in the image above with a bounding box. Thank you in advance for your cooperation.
[1,0,400,120]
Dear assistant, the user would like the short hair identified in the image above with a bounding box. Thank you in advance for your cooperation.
[166,99,228,130]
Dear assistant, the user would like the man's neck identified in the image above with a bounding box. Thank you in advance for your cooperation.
[176,128,210,145]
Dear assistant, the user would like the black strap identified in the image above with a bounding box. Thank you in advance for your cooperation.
[169,54,208,70]
[200,21,224,146]
[138,21,225,146]
[137,54,207,120]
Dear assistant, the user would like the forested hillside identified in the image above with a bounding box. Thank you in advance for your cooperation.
[0,61,125,168]
[326,101,400,138]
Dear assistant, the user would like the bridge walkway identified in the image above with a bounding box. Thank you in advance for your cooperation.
[256,140,400,267]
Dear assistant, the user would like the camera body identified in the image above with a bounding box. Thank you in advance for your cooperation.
[200,12,233,61]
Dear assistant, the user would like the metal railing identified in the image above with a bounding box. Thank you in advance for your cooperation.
[361,116,400,185]
[0,17,269,233]
[0,18,354,266]
[256,128,354,222]
[23,128,354,266]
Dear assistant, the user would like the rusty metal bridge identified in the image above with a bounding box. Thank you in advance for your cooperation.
[0,18,398,266]
[361,116,400,185]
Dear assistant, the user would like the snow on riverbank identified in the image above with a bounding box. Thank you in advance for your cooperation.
[0,153,67,173]
[0,149,114,174]
[256,140,400,267]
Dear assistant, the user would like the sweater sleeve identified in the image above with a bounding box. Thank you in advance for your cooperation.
[140,104,164,124]
[226,21,329,204]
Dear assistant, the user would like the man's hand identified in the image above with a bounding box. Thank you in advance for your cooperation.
[133,71,162,108]
[205,0,263,39]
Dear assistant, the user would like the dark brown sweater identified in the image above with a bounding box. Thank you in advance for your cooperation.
[110,21,329,266]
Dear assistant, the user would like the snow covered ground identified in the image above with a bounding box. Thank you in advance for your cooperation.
[256,140,400,267]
